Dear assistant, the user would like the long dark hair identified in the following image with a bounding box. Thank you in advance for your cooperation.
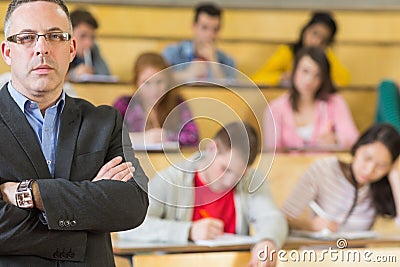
[348,123,400,218]
[290,46,337,111]
[292,11,337,55]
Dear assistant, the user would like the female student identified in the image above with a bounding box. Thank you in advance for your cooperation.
[263,46,359,150]
[283,123,400,232]
[113,52,199,146]
[252,11,350,87]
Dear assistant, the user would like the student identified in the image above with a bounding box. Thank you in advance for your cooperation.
[263,46,359,150]
[162,2,236,82]
[118,122,288,267]
[113,52,199,146]
[0,1,148,266]
[283,123,400,232]
[68,9,110,80]
[375,79,400,133]
[252,11,350,87]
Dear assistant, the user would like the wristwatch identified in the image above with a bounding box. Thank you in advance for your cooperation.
[15,180,35,209]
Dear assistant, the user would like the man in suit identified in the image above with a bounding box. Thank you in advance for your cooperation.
[0,1,149,266]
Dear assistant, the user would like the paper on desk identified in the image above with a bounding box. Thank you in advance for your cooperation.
[194,234,256,247]
[290,229,379,240]
[133,141,180,152]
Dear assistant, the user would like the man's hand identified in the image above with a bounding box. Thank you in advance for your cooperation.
[189,218,224,241]
[93,156,135,182]
[196,41,218,62]
[0,182,19,206]
[249,240,277,267]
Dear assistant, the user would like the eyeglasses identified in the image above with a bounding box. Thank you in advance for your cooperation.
[6,32,71,46]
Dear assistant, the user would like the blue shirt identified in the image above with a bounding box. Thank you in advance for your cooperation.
[162,40,236,79]
[8,83,65,178]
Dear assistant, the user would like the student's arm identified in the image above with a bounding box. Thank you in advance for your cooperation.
[326,47,351,87]
[118,167,193,243]
[251,45,293,86]
[283,160,325,231]
[330,94,360,148]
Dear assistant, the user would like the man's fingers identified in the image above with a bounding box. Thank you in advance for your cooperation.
[96,156,123,178]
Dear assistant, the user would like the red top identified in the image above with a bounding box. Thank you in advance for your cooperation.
[192,172,236,233]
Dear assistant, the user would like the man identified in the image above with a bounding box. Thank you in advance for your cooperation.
[0,1,148,266]
[119,122,288,267]
[68,8,110,81]
[162,2,236,82]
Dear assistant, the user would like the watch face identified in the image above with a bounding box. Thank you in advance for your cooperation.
[15,191,34,209]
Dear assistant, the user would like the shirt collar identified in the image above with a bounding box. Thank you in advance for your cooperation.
[7,82,65,113]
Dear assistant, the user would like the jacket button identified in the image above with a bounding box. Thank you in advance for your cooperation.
[58,220,64,227]
[70,220,77,227]
[64,220,70,227]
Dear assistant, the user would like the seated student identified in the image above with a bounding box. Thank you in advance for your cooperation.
[68,9,110,81]
[113,52,199,146]
[375,80,400,133]
[283,123,400,232]
[252,11,350,87]
[118,122,288,267]
[263,46,359,150]
[162,2,236,82]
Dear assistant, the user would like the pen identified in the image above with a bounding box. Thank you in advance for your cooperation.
[199,209,211,218]
[309,200,335,221]
[83,49,93,68]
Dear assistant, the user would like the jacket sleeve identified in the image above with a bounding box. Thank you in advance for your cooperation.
[247,170,288,249]
[252,45,293,86]
[330,94,360,148]
[35,107,148,232]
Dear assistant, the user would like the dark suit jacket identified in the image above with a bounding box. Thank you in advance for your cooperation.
[0,85,149,266]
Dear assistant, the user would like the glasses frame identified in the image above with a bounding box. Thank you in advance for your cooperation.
[6,32,71,45]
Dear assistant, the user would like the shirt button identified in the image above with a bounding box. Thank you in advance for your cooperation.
[47,160,52,165]
[29,103,35,109]
[44,127,49,131]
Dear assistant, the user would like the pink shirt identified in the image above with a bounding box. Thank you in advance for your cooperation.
[264,93,359,150]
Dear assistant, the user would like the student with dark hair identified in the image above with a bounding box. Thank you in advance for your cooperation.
[68,8,110,80]
[162,2,235,82]
[283,123,400,232]
[263,46,358,150]
[252,11,350,87]
[119,121,288,267]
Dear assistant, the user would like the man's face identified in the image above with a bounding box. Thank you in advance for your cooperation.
[72,22,95,58]
[1,1,76,99]
[192,13,220,44]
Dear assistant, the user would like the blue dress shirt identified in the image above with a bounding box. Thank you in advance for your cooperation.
[8,83,65,178]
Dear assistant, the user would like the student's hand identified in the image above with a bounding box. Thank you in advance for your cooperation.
[71,64,94,77]
[144,128,166,144]
[315,131,337,146]
[196,41,218,62]
[249,240,277,267]
[310,216,339,232]
[93,156,135,182]
[189,218,224,241]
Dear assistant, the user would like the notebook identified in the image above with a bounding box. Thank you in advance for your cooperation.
[290,229,379,240]
[194,234,256,247]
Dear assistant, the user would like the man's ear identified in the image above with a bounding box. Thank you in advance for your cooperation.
[1,41,12,66]
[69,38,77,63]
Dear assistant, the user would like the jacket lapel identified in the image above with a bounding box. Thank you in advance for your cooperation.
[0,85,51,179]
[54,96,81,180]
